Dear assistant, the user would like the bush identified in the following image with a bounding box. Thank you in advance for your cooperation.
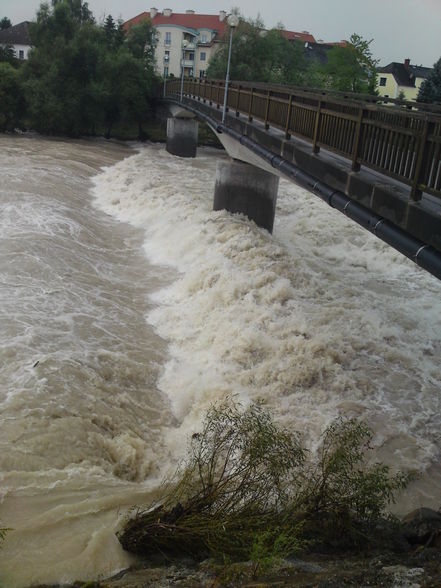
[118,400,414,563]
[299,418,414,547]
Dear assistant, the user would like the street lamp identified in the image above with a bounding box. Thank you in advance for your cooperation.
[222,13,239,124]
[180,39,188,101]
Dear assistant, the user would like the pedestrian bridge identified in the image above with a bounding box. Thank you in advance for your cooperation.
[161,78,441,281]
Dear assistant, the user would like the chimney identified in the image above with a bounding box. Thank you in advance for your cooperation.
[186,9,195,14]
[163,8,172,17]
[404,58,411,68]
[150,7,158,18]
[219,10,226,21]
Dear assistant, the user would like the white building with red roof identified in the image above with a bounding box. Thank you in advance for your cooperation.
[124,8,228,79]
[124,8,334,80]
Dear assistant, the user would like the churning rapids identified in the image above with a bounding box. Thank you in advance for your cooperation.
[0,135,440,586]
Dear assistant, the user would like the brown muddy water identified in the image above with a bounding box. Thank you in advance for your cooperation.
[0,135,440,587]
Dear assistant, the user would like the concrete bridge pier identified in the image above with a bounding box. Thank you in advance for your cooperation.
[166,117,199,158]
[213,159,279,233]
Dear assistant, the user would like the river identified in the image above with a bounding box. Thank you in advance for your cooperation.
[0,135,440,587]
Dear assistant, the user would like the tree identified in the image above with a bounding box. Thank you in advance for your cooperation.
[0,63,24,131]
[22,0,158,137]
[0,17,11,30]
[418,57,441,104]
[319,33,379,94]
[0,44,15,64]
[125,19,155,65]
[103,14,115,47]
[207,17,308,85]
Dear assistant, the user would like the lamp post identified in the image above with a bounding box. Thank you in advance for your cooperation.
[222,14,239,124]
[180,39,188,101]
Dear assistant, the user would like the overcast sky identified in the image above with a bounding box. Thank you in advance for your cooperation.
[3,0,440,66]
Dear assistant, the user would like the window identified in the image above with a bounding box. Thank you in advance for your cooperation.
[165,31,171,45]
[199,70,206,78]
[164,66,169,77]
[379,77,387,86]
[164,50,170,62]
[201,33,207,43]
[19,50,24,59]
[200,52,206,61]
[189,52,194,61]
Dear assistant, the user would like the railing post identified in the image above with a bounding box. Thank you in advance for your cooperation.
[351,107,365,172]
[264,90,271,130]
[248,87,254,122]
[312,100,322,154]
[410,118,433,201]
[217,81,222,109]
[285,94,293,140]
[236,84,241,117]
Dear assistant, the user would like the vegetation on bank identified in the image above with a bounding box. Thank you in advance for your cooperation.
[0,1,158,137]
[118,399,414,577]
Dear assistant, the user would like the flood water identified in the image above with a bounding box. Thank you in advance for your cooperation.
[0,135,440,586]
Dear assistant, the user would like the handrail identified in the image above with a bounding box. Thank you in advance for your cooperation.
[162,78,441,201]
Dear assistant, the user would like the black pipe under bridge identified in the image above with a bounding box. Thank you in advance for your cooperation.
[161,78,441,281]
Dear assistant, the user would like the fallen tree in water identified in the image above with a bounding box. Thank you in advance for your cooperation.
[118,399,414,567]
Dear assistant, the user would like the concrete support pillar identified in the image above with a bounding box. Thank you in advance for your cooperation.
[166,117,199,158]
[213,160,279,233]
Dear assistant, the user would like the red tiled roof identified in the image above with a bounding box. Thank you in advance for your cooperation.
[280,30,316,44]
[124,11,227,36]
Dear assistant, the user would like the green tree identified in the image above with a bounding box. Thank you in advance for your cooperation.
[0,17,11,30]
[125,19,155,66]
[103,14,115,47]
[207,17,307,85]
[418,57,441,104]
[319,34,379,94]
[0,62,24,130]
[0,44,15,64]
[21,0,157,137]
[96,47,154,138]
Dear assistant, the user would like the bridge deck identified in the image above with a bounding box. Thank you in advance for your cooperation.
[162,79,441,279]
[164,78,441,203]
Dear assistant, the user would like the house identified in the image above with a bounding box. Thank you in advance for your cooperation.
[0,21,32,60]
[124,8,229,79]
[377,59,432,101]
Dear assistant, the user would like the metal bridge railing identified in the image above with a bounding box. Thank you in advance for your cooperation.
[163,78,441,202]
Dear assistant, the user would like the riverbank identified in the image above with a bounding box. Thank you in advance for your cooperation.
[34,543,441,587]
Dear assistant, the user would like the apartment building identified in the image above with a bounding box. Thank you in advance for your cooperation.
[124,8,228,79]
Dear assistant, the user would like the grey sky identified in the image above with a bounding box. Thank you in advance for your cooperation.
[2,0,440,66]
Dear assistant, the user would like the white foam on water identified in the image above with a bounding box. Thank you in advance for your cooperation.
[93,142,441,509]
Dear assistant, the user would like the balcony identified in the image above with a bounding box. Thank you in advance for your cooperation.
[182,59,195,67]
